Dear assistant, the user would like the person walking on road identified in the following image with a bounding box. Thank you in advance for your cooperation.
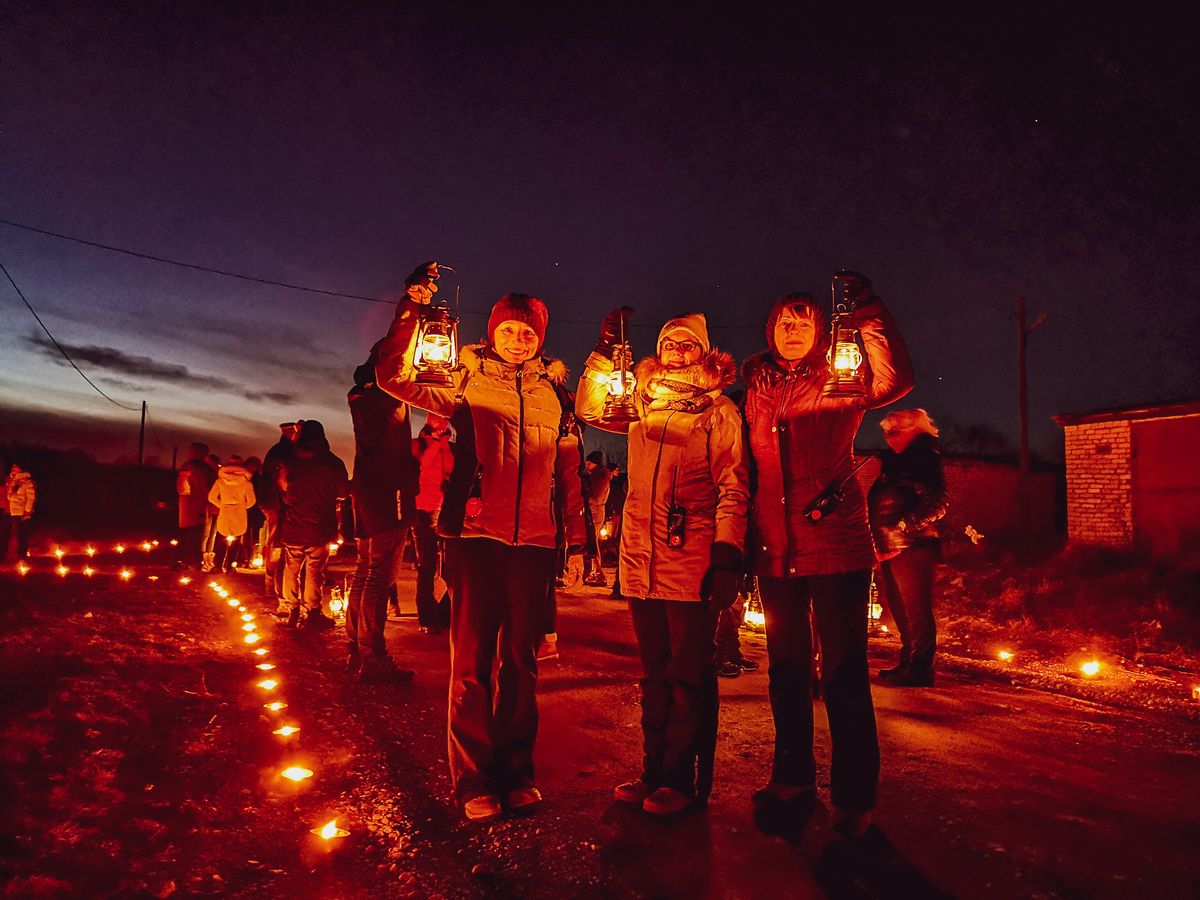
[175,443,216,570]
[345,295,423,683]
[278,420,349,632]
[576,309,749,817]
[869,408,948,688]
[376,287,586,824]
[741,272,913,838]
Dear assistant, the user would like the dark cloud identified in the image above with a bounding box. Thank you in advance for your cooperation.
[24,333,298,404]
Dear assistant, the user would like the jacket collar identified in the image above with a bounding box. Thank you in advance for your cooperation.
[460,343,568,384]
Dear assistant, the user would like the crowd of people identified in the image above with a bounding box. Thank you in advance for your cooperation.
[159,261,949,836]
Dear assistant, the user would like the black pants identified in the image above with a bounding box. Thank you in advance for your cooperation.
[413,510,449,628]
[445,537,555,803]
[628,598,720,798]
[177,523,204,568]
[758,569,879,812]
[880,545,938,676]
[1,515,30,560]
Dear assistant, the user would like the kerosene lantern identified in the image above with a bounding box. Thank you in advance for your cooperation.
[602,320,639,424]
[413,304,459,385]
[823,271,868,398]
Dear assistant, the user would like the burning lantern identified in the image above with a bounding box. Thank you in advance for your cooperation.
[823,272,868,399]
[250,554,264,569]
[602,338,639,425]
[413,303,459,385]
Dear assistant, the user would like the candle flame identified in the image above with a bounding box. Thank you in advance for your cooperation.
[254,647,269,656]
[179,576,192,585]
[264,701,287,711]
[244,633,261,644]
[256,663,275,670]
[17,562,29,575]
[242,623,256,632]
[115,544,126,553]
[273,725,299,736]
[241,613,254,622]
[54,548,65,559]
[1080,660,1101,677]
[257,679,278,690]
[83,566,95,576]
[120,569,133,580]
[998,650,1014,661]
[280,766,313,781]
[312,819,349,839]
[86,547,96,556]
[227,599,239,607]
[57,565,68,576]
[141,542,153,552]
[169,538,179,546]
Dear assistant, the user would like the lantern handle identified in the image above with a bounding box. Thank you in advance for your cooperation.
[434,263,462,320]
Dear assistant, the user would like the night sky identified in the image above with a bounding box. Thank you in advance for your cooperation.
[4,3,1198,466]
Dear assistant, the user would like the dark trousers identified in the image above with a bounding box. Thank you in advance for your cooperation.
[1,515,30,560]
[445,537,555,803]
[177,523,204,568]
[213,533,243,572]
[758,569,879,812]
[347,529,404,659]
[413,510,449,628]
[880,545,938,676]
[714,596,745,665]
[628,598,720,798]
[261,508,285,606]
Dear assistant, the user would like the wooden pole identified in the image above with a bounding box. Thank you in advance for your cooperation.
[138,400,147,467]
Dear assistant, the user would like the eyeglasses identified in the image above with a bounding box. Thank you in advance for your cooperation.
[661,340,700,354]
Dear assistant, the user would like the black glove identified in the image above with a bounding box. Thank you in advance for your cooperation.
[833,270,874,309]
[700,541,743,610]
[405,261,440,287]
[594,306,634,355]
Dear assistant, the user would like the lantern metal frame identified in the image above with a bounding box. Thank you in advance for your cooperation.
[413,302,459,386]
[823,274,869,399]
[601,340,639,424]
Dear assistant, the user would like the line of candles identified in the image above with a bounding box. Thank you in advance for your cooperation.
[204,578,348,845]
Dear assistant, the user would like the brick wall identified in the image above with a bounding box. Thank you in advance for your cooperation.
[1062,420,1132,546]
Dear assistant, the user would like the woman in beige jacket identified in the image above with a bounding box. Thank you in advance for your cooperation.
[576,309,749,816]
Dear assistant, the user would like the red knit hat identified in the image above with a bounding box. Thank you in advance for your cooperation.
[487,293,549,354]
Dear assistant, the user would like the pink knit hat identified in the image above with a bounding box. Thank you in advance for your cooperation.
[487,293,549,354]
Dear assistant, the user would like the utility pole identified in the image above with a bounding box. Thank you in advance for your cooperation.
[1016,296,1048,540]
[137,401,147,467]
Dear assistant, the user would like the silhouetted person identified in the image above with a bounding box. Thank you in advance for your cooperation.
[176,443,216,570]
[412,413,454,634]
[260,422,299,609]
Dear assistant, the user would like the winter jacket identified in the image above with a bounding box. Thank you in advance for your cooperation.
[576,349,750,602]
[207,464,257,538]
[743,298,914,578]
[258,439,293,511]
[5,468,36,518]
[375,299,586,552]
[868,434,948,555]
[278,451,350,547]
[348,371,419,537]
[177,458,216,529]
[413,426,455,514]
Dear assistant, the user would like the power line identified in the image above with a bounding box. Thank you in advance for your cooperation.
[0,261,142,412]
[0,217,392,304]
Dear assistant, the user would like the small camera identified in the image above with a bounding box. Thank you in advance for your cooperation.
[666,504,687,548]
[802,487,842,524]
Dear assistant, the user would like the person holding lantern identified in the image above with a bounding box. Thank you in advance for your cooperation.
[868,408,948,687]
[742,272,913,838]
[375,285,586,823]
[576,309,749,817]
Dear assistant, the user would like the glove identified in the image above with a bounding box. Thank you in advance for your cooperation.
[700,541,743,610]
[404,261,440,305]
[833,270,874,309]
[594,306,634,355]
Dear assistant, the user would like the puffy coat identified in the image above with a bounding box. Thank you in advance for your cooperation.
[278,451,350,547]
[743,298,914,578]
[207,464,256,538]
[5,467,36,518]
[375,300,585,552]
[176,458,216,529]
[868,434,948,555]
[413,425,455,514]
[576,349,749,602]
[348,362,419,537]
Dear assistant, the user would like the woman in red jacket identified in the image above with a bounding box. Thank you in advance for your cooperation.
[742,272,913,837]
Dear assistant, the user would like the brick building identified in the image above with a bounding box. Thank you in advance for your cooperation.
[1053,399,1200,556]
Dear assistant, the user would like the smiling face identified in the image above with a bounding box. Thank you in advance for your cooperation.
[492,319,540,364]
[773,306,818,361]
[659,327,704,369]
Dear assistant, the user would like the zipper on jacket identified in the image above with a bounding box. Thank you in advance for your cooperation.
[513,368,526,545]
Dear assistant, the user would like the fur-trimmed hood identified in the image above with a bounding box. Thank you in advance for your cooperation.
[460,343,569,384]
[634,348,737,395]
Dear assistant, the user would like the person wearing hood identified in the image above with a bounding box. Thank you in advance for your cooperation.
[260,422,300,608]
[3,461,36,561]
[277,420,350,631]
[741,273,913,838]
[176,442,216,570]
[207,457,256,574]
[576,309,750,817]
[376,287,586,823]
[868,409,947,687]
[345,316,421,684]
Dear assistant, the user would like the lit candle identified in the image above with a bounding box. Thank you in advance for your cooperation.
[256,663,275,671]
[998,650,1014,662]
[244,633,261,644]
[17,562,29,575]
[169,539,179,547]
[56,565,68,577]
[86,547,96,557]
[273,725,300,737]
[83,566,95,577]
[264,701,287,711]
[253,648,269,656]
[242,623,256,632]
[280,766,313,781]
[54,548,65,559]
[256,679,278,691]
[120,569,133,580]
[1080,660,1101,677]
[141,542,152,552]
[311,819,349,839]
[115,544,126,554]
[227,599,239,607]
[179,576,192,585]
[241,613,254,622]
